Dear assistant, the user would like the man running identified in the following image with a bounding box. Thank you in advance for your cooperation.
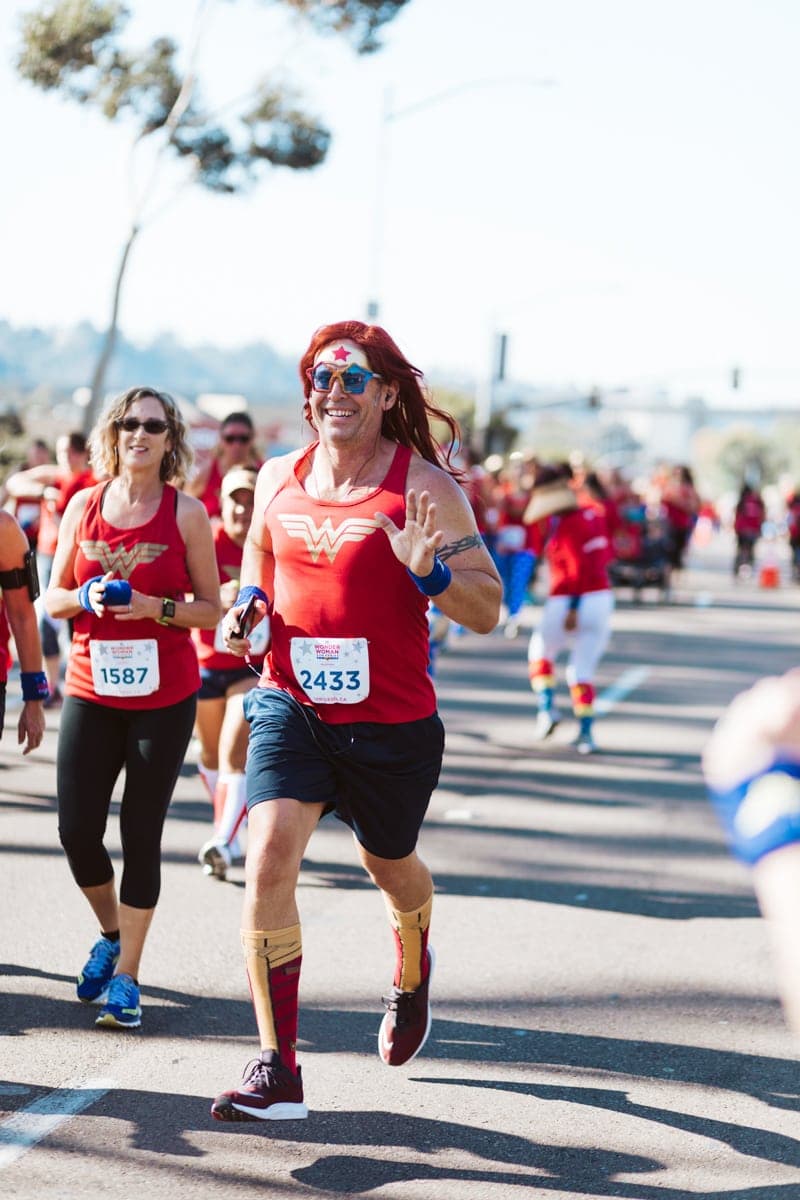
[211,320,501,1122]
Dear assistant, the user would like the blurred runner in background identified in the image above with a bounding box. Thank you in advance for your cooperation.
[186,411,262,522]
[524,462,613,755]
[5,432,96,705]
[194,466,267,880]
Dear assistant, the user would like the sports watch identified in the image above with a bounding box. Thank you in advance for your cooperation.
[157,597,176,626]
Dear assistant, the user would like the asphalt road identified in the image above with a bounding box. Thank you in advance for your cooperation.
[1,532,799,1200]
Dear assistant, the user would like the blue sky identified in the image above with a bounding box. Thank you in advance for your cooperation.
[1,0,798,396]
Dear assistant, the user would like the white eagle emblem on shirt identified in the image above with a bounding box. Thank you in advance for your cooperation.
[80,540,169,579]
[277,515,380,563]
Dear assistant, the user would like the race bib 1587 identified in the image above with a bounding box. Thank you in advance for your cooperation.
[89,638,160,696]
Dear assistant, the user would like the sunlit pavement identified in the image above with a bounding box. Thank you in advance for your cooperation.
[1,530,799,1199]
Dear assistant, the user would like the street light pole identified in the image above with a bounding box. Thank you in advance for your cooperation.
[474,329,509,455]
[366,85,393,321]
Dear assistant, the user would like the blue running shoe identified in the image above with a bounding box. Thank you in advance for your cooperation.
[95,973,141,1029]
[77,936,120,1004]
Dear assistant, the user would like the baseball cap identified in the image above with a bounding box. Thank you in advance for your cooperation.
[221,467,258,500]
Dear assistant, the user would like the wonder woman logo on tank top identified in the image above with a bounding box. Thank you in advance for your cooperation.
[78,539,168,579]
[275,514,380,563]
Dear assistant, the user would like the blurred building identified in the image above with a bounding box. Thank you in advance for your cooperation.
[496,374,800,471]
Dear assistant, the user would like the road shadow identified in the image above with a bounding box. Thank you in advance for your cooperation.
[0,835,754,918]
[292,856,758,918]
[1,1068,797,1198]
[415,1077,800,1170]
[0,789,57,813]
[1,987,795,1115]
[0,1077,626,1195]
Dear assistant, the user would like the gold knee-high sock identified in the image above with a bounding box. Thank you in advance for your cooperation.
[384,893,433,992]
[241,925,302,1070]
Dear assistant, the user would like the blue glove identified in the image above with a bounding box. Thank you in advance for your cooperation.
[78,575,104,613]
[102,579,132,606]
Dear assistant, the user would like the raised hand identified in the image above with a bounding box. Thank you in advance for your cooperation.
[374,489,444,575]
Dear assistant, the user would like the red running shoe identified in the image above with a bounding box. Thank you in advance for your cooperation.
[378,946,435,1066]
[211,1051,307,1121]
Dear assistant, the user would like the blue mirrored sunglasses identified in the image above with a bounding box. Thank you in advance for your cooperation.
[306,363,381,395]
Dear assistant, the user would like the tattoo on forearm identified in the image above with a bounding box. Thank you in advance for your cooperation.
[438,534,481,562]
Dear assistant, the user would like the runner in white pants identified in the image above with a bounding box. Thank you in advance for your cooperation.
[524,463,614,754]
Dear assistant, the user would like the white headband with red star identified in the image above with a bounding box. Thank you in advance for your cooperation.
[314,340,371,370]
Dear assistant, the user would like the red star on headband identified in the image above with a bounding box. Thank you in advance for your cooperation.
[332,345,351,362]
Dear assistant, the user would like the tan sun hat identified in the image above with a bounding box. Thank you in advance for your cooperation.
[221,466,258,499]
[524,482,578,523]
[523,463,578,523]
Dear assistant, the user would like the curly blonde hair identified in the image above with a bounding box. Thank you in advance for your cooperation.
[89,386,193,486]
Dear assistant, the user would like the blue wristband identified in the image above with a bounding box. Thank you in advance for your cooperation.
[78,575,104,613]
[21,671,49,702]
[407,558,452,597]
[102,579,132,606]
[235,585,269,607]
[710,758,800,865]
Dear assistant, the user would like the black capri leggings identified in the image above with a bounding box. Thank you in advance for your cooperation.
[57,692,197,909]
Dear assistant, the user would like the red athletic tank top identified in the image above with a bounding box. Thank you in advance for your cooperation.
[199,458,224,521]
[532,506,612,596]
[38,469,97,556]
[67,482,200,708]
[260,443,435,724]
[193,524,265,672]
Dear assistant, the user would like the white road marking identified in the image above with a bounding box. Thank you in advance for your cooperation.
[595,665,651,715]
[0,1077,113,1169]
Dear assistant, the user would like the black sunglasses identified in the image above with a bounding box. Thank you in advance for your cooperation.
[222,432,252,444]
[117,417,170,435]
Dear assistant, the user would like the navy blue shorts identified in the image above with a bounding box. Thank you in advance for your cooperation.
[243,687,445,860]
[198,666,257,701]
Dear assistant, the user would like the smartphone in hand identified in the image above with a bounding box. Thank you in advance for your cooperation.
[235,595,258,639]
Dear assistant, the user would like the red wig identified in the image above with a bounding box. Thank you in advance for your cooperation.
[299,320,461,477]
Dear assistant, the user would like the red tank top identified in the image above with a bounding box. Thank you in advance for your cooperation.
[531,506,612,596]
[193,524,265,672]
[66,482,200,708]
[200,458,224,521]
[260,443,435,724]
[38,469,97,556]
